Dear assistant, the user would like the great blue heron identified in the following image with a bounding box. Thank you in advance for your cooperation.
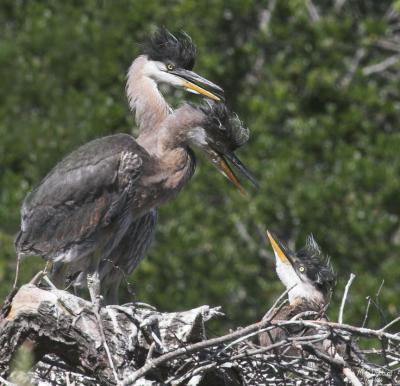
[97,28,224,304]
[259,231,336,347]
[15,28,226,304]
[15,99,257,306]
[126,28,224,133]
[98,98,259,303]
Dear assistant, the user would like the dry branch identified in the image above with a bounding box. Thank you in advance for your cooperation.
[0,281,399,385]
[363,55,400,75]
[0,283,225,385]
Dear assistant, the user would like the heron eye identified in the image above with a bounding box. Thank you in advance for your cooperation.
[167,63,175,71]
[299,266,305,273]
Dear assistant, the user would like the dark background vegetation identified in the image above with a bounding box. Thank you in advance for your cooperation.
[1,0,399,331]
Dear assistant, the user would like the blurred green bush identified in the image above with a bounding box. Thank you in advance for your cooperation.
[1,1,399,330]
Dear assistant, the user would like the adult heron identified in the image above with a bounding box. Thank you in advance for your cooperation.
[15,28,226,304]
[16,100,257,306]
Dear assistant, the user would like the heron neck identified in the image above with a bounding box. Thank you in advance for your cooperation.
[126,57,172,134]
[137,104,204,157]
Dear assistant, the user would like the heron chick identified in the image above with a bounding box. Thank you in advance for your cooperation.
[259,231,336,347]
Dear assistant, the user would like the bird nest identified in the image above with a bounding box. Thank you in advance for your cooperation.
[0,274,399,385]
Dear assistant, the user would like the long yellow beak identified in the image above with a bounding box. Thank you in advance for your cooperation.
[183,81,222,101]
[217,156,247,195]
[266,230,290,263]
[169,68,224,101]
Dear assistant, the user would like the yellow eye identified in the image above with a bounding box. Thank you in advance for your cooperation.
[167,63,175,71]
[299,266,305,272]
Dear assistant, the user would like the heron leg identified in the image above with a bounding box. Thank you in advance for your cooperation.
[86,251,103,309]
[13,253,21,289]
[102,273,123,305]
[72,272,85,297]
[87,270,102,308]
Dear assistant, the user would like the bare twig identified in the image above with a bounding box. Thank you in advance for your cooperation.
[121,313,276,385]
[376,279,385,298]
[303,344,363,386]
[338,273,356,324]
[305,0,320,22]
[379,315,400,332]
[361,296,371,328]
[340,357,363,386]
[3,281,400,385]
[93,306,120,384]
[276,319,400,342]
[363,55,400,75]
[121,310,400,385]
[340,48,366,88]
[259,0,277,32]
[376,39,400,53]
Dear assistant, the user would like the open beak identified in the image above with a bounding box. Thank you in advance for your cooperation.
[206,149,258,195]
[225,152,259,190]
[266,230,292,265]
[169,68,225,101]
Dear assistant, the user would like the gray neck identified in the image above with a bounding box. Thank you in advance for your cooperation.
[126,56,172,134]
[137,104,205,157]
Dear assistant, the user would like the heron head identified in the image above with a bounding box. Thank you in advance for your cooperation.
[266,231,336,304]
[140,28,224,101]
[187,101,258,194]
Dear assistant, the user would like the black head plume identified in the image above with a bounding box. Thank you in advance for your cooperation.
[297,235,336,297]
[186,101,257,192]
[199,101,249,152]
[142,27,196,70]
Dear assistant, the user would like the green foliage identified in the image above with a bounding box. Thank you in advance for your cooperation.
[1,0,399,330]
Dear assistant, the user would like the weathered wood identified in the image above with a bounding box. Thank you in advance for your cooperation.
[1,283,399,385]
[0,284,224,385]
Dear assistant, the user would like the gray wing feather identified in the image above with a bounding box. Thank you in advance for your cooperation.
[16,134,146,258]
[99,209,158,304]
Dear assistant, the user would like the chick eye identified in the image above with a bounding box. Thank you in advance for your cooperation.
[299,266,305,273]
[167,63,175,71]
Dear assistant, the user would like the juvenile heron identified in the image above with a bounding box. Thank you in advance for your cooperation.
[259,231,336,347]
[16,100,257,305]
[15,28,226,304]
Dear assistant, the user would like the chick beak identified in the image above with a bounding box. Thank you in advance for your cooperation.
[205,149,258,195]
[216,155,247,195]
[225,152,259,190]
[266,230,292,264]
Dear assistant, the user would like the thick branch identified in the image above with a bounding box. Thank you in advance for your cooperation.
[0,284,222,385]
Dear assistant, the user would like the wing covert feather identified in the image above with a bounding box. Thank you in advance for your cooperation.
[17,134,148,256]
